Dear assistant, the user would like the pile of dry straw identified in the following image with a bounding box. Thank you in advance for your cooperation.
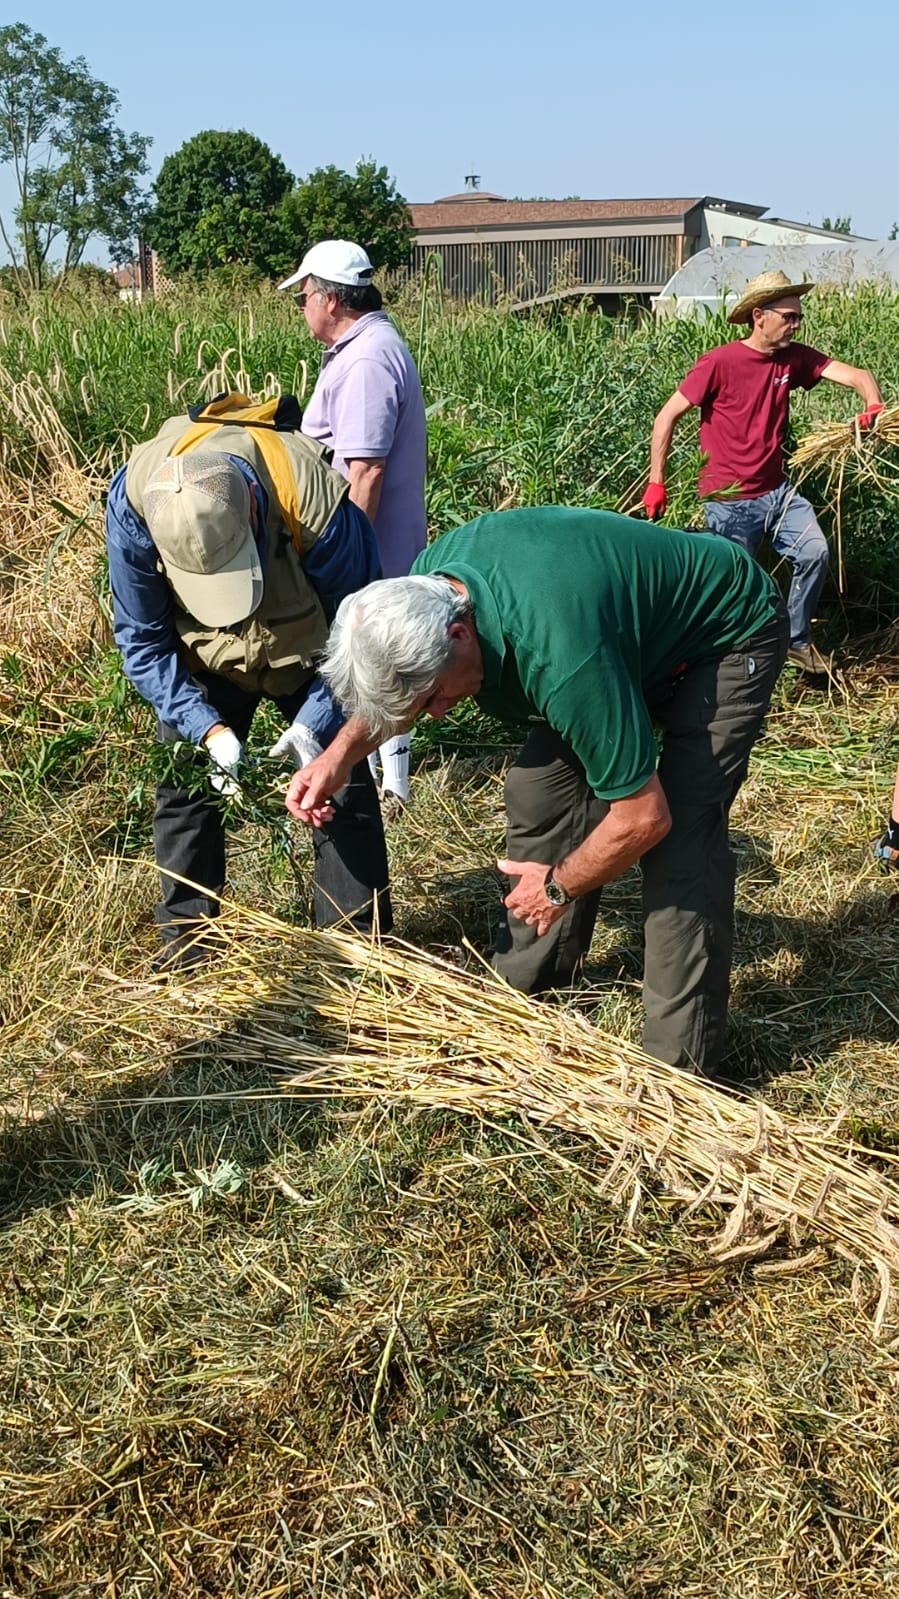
[92,898,899,1341]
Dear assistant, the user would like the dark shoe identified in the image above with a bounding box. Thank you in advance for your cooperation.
[152,936,213,974]
[788,642,831,676]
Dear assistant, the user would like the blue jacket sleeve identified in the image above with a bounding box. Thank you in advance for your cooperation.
[298,674,346,746]
[290,497,383,745]
[301,498,382,623]
[105,467,221,745]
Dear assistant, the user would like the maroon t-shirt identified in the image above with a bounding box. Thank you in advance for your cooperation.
[679,339,830,499]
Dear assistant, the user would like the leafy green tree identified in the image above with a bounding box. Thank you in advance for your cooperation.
[0,23,150,290]
[821,215,853,234]
[278,159,411,278]
[145,130,293,277]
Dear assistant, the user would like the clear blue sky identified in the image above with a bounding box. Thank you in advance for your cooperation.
[7,0,899,257]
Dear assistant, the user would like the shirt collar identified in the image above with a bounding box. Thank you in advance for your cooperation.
[435,563,507,691]
[323,310,390,359]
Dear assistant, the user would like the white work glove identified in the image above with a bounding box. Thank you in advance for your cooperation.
[269,721,324,770]
[205,727,243,796]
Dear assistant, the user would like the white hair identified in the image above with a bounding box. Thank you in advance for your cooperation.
[321,575,471,739]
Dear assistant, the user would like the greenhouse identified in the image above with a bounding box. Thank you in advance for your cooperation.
[654,239,899,316]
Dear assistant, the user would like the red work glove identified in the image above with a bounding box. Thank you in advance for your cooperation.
[856,402,884,432]
[642,482,667,520]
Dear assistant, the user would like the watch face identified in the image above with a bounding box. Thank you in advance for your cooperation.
[545,875,569,906]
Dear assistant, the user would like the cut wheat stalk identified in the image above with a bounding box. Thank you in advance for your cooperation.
[79,896,899,1340]
[791,403,899,490]
[787,408,899,596]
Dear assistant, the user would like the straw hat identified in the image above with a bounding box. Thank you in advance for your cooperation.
[727,269,815,326]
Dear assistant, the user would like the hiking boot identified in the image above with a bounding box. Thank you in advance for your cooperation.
[787,642,831,676]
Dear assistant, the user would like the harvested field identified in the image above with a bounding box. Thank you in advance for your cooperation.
[1,286,899,1597]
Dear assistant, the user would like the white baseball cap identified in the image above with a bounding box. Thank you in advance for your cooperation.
[278,239,375,291]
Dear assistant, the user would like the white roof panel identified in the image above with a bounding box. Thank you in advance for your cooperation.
[656,241,899,315]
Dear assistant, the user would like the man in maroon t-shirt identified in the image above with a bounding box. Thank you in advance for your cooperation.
[642,270,883,674]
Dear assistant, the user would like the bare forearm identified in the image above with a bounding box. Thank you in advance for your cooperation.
[284,715,382,823]
[650,411,678,483]
[823,361,883,407]
[856,372,883,407]
[553,804,670,896]
[497,777,671,936]
[347,459,386,523]
[327,715,381,771]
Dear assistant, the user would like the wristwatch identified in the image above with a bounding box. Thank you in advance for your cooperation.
[544,870,574,907]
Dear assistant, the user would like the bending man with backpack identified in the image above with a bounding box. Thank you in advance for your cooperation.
[106,394,392,967]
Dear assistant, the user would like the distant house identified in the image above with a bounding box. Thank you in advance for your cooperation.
[113,241,174,300]
[407,191,870,310]
[111,263,141,300]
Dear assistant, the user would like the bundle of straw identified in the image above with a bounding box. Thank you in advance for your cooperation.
[92,899,899,1338]
[789,404,899,593]
[790,403,899,482]
[0,363,108,694]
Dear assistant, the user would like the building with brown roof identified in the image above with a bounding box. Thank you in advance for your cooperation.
[408,190,862,308]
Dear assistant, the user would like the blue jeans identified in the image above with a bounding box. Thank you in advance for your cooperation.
[704,482,828,648]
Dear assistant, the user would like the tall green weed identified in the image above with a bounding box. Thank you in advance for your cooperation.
[2,280,898,589]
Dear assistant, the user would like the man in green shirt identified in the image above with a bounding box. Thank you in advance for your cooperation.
[286,508,788,1077]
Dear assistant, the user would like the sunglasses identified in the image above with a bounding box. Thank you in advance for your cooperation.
[765,307,802,325]
[293,289,321,308]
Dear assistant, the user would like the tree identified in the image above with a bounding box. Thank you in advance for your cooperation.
[145,130,293,277]
[277,159,412,278]
[0,23,150,290]
[821,215,852,234]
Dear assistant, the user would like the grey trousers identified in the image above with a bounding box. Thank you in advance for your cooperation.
[493,606,789,1075]
[154,671,392,953]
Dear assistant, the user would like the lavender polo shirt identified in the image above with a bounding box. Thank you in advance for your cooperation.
[301,311,427,578]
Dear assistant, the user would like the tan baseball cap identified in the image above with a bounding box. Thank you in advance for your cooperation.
[143,453,263,627]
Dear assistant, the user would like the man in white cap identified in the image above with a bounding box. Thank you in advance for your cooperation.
[279,239,427,813]
[642,269,884,675]
[106,404,392,965]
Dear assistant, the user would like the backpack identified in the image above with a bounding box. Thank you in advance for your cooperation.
[168,392,308,550]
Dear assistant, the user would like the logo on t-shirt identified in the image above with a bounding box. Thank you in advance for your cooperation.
[774,374,789,386]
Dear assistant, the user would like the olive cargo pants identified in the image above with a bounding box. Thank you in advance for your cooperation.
[493,606,789,1075]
